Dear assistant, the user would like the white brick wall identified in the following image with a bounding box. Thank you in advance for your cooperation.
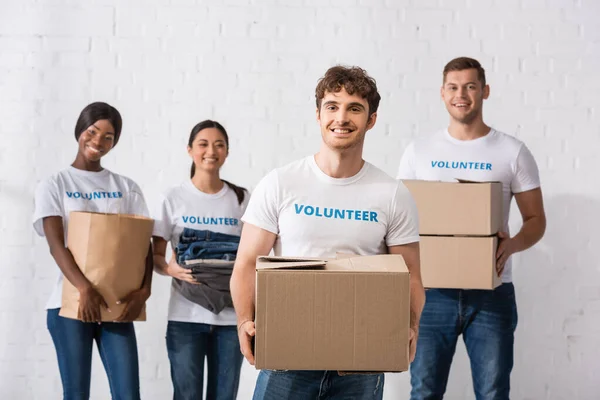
[1,0,598,399]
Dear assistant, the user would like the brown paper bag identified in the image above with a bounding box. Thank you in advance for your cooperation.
[59,211,154,322]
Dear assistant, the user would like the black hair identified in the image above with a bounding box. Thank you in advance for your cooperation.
[188,120,247,205]
[74,102,122,146]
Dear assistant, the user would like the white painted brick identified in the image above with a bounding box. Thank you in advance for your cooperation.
[0,37,42,51]
[1,6,114,36]
[521,57,551,73]
[538,39,588,57]
[0,53,25,68]
[42,37,90,52]
[404,9,454,24]
[549,90,578,107]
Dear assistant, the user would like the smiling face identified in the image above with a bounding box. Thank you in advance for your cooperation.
[76,119,115,162]
[187,127,228,174]
[441,68,489,125]
[316,87,377,151]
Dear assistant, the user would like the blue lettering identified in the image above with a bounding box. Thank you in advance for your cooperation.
[346,210,354,219]
[83,193,91,200]
[362,211,369,220]
[190,216,197,224]
[182,216,189,223]
[92,192,101,199]
[294,204,303,214]
[66,192,73,198]
[210,218,218,224]
[74,192,81,199]
[315,207,323,217]
[460,162,467,169]
[324,208,333,218]
[451,161,459,168]
[486,163,492,170]
[224,218,230,225]
[203,218,210,224]
[431,161,438,167]
[334,209,344,219]
[233,219,238,225]
[468,162,474,169]
[305,206,315,216]
[370,211,378,222]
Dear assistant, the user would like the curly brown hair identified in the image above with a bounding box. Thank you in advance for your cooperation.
[443,57,486,86]
[315,66,381,117]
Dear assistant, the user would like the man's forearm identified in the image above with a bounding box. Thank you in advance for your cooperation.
[141,245,153,291]
[231,259,257,325]
[410,277,425,330]
[511,216,546,253]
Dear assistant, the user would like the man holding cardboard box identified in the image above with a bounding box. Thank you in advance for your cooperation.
[231,66,425,399]
[397,57,546,400]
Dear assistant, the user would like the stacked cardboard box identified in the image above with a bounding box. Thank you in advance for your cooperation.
[403,180,503,290]
[254,254,411,372]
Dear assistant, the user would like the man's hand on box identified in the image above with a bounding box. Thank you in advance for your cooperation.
[238,320,256,365]
[409,327,418,363]
[496,231,516,277]
[115,288,150,322]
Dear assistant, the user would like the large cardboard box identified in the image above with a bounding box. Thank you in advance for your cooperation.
[420,236,501,290]
[402,180,503,236]
[254,254,410,372]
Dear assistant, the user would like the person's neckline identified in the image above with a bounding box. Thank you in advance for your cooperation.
[185,180,229,199]
[444,128,495,145]
[68,166,110,177]
[308,155,370,185]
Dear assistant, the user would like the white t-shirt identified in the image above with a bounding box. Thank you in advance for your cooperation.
[397,129,541,282]
[242,156,420,259]
[153,181,249,325]
[33,167,150,310]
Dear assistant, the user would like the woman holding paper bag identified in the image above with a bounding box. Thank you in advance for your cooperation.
[32,102,153,400]
[152,120,248,400]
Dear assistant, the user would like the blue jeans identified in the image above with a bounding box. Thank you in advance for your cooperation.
[176,228,240,264]
[253,370,384,400]
[410,283,518,400]
[166,321,243,400]
[46,308,140,400]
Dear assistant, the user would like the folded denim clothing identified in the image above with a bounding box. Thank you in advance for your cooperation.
[176,228,239,265]
[173,228,240,314]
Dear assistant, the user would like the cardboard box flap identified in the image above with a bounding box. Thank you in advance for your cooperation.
[256,256,327,270]
[327,254,408,273]
[456,178,501,184]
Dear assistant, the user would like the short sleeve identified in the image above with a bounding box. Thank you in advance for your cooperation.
[152,192,174,241]
[396,141,417,180]
[386,182,420,247]
[511,144,541,194]
[241,170,279,235]
[125,182,150,217]
[32,177,63,237]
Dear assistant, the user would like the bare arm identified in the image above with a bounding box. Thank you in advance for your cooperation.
[43,216,93,292]
[389,242,423,363]
[230,223,277,365]
[497,187,546,274]
[152,236,197,283]
[42,216,109,322]
[152,236,170,276]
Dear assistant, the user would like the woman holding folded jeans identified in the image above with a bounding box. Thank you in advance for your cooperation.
[152,120,248,400]
[32,102,153,399]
